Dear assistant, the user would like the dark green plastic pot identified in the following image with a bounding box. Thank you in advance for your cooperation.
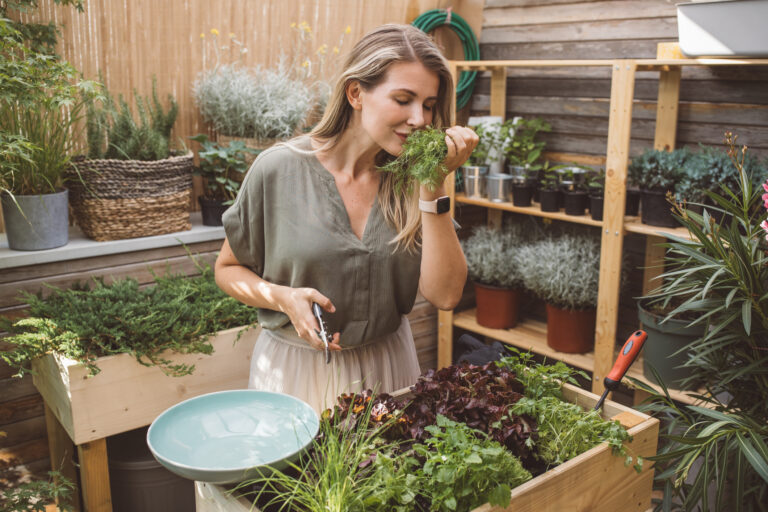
[637,302,706,389]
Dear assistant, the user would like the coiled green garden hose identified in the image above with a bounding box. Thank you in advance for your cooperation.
[411,8,480,110]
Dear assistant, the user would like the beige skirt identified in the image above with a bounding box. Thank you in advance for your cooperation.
[248,316,420,414]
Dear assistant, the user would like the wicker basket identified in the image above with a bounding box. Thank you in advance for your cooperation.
[68,152,193,241]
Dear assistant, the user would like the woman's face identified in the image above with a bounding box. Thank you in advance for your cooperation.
[355,60,440,156]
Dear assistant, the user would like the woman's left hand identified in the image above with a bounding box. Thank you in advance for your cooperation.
[443,125,479,173]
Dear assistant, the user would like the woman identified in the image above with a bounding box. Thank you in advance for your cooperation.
[215,23,475,412]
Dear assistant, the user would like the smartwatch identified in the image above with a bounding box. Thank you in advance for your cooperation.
[419,196,451,214]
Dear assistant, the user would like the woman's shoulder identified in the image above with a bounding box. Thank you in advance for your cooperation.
[248,136,316,177]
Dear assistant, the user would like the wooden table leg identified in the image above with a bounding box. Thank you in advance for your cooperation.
[44,404,81,512]
[77,439,112,512]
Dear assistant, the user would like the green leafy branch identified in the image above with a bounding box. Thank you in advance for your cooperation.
[378,126,448,194]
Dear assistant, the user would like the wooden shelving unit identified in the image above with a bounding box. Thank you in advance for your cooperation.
[441,43,768,404]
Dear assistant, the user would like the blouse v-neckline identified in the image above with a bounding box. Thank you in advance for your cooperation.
[308,150,380,246]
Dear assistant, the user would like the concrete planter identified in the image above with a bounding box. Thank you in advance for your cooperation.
[1,189,69,250]
[677,0,768,58]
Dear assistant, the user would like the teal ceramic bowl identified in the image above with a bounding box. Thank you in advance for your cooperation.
[147,390,319,484]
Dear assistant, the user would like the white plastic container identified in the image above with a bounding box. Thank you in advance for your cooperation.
[677,0,768,58]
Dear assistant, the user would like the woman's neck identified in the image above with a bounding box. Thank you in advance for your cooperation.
[311,120,382,179]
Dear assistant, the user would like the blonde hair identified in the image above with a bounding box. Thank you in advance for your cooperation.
[310,24,454,253]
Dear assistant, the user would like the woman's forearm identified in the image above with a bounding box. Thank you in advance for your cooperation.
[419,186,467,310]
[214,239,289,312]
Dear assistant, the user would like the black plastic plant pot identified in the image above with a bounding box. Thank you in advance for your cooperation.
[198,196,229,226]
[511,184,533,207]
[640,189,678,227]
[563,191,588,216]
[539,189,560,212]
[590,194,604,221]
[625,188,641,216]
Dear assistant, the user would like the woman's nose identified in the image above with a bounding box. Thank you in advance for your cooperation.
[407,105,425,128]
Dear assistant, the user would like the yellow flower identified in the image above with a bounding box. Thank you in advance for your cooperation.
[200,33,205,39]
[210,28,219,36]
[229,32,235,38]
[345,25,351,34]
[301,60,310,68]
[316,44,327,55]
[333,46,339,54]
[290,22,297,28]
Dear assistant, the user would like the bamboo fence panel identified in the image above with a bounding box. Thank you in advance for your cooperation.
[1,0,481,231]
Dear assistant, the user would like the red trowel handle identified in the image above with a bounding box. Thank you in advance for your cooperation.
[604,330,647,391]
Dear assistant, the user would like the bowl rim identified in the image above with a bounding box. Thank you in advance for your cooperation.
[146,389,320,474]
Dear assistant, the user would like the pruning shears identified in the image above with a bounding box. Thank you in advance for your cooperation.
[312,302,332,364]
[594,330,648,411]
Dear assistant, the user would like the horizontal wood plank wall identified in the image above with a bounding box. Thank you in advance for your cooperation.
[475,0,768,159]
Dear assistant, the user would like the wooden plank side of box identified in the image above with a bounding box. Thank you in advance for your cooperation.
[32,325,259,445]
[472,383,659,512]
[194,383,658,512]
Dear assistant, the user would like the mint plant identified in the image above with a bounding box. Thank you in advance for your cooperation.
[189,133,258,204]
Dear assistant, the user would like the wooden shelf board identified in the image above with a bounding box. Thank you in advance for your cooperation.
[453,309,596,372]
[623,218,691,239]
[453,308,704,406]
[456,194,603,227]
[452,59,768,72]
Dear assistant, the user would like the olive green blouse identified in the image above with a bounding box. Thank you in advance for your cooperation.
[222,136,422,347]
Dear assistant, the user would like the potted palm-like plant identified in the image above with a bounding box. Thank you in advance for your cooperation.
[628,148,691,227]
[189,134,258,226]
[517,232,602,353]
[634,133,768,511]
[0,21,98,250]
[461,224,528,329]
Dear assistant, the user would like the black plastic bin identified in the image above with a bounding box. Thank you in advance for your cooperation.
[107,426,195,512]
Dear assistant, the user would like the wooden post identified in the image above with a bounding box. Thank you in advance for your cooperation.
[44,404,81,512]
[594,61,636,396]
[642,236,667,295]
[489,66,507,118]
[77,439,112,512]
[437,61,461,369]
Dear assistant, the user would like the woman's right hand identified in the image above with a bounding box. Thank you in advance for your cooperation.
[274,286,342,351]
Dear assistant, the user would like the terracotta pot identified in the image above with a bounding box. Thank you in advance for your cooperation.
[474,282,521,329]
[545,303,596,353]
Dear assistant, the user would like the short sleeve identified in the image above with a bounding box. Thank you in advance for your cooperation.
[222,159,265,276]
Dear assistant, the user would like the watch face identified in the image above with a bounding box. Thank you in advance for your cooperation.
[436,196,450,214]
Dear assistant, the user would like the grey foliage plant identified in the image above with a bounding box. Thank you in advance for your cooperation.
[517,232,601,311]
[461,224,529,289]
[193,60,312,140]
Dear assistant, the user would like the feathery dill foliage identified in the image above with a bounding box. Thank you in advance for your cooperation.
[499,351,637,471]
[379,126,448,194]
[0,264,258,377]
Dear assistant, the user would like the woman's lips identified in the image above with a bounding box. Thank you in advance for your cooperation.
[396,132,409,142]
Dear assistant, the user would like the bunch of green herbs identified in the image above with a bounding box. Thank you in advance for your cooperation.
[500,117,551,171]
[499,350,637,470]
[85,76,179,161]
[379,126,448,194]
[0,262,258,377]
[413,414,532,512]
[189,133,258,203]
[237,394,422,512]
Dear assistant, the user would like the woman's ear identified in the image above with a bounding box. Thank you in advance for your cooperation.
[346,80,363,110]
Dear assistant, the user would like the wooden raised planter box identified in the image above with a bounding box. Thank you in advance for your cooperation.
[194,381,659,512]
[32,325,260,445]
